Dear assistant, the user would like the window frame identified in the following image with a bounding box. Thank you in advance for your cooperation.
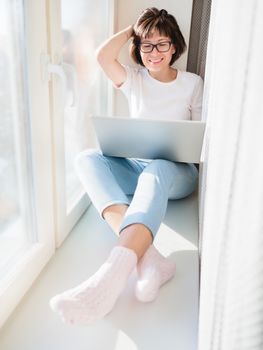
[47,0,115,247]
[0,0,55,328]
[0,0,115,328]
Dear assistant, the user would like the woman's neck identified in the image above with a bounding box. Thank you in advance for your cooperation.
[148,67,177,83]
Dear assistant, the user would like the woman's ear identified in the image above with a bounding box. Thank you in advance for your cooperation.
[171,44,176,55]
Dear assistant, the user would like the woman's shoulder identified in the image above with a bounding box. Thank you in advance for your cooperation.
[177,71,203,93]
[179,70,203,83]
[117,65,146,92]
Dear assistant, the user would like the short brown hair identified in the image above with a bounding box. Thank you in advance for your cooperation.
[130,8,186,67]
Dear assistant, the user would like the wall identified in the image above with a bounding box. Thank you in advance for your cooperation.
[113,0,194,116]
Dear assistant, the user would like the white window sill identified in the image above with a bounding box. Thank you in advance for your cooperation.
[0,193,199,350]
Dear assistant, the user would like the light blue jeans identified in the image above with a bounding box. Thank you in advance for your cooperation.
[75,149,198,238]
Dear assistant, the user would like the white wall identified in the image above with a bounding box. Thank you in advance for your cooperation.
[113,0,194,116]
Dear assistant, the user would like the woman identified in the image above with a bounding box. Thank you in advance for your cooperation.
[50,7,203,326]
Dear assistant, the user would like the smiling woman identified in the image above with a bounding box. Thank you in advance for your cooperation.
[49,7,203,327]
[130,7,186,71]
[137,33,176,80]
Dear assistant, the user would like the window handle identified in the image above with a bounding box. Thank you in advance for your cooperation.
[48,62,67,106]
[40,53,78,109]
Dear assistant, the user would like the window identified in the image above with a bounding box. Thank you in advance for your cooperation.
[61,0,110,208]
[48,0,112,245]
[0,0,112,328]
[0,0,36,278]
[0,0,55,328]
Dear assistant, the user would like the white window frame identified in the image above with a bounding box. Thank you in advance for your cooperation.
[47,0,115,247]
[0,0,115,328]
[46,0,87,247]
[0,0,55,329]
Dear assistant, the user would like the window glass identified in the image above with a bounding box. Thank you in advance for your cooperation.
[61,0,110,209]
[0,1,36,275]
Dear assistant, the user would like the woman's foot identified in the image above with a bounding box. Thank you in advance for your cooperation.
[135,245,176,302]
[50,246,137,326]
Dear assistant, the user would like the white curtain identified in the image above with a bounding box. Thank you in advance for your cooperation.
[198,0,263,349]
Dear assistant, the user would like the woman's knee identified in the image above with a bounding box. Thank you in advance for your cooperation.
[137,159,176,191]
[74,148,103,173]
[169,163,199,199]
[143,159,176,178]
[139,159,198,196]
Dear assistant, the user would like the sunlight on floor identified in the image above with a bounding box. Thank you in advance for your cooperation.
[155,223,198,256]
[115,330,137,350]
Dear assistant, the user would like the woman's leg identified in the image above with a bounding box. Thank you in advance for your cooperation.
[121,160,198,302]
[50,154,198,325]
[74,149,147,216]
[76,149,154,259]
[119,159,198,236]
[103,159,198,302]
[50,150,152,325]
[102,204,129,234]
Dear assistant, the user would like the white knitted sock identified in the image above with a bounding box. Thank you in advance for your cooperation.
[135,245,176,302]
[50,246,137,326]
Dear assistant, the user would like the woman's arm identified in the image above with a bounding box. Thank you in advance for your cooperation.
[191,76,204,121]
[96,25,134,87]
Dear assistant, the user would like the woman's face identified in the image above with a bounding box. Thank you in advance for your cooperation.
[139,31,176,72]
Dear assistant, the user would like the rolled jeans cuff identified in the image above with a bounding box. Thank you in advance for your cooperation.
[119,213,156,239]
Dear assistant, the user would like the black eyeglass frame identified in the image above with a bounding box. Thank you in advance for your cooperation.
[139,41,173,53]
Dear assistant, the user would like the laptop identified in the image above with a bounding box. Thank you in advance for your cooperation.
[91,116,206,164]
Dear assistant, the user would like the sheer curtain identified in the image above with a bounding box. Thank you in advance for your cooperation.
[198,0,263,349]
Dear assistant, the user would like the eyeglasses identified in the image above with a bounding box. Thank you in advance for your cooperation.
[139,41,172,53]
